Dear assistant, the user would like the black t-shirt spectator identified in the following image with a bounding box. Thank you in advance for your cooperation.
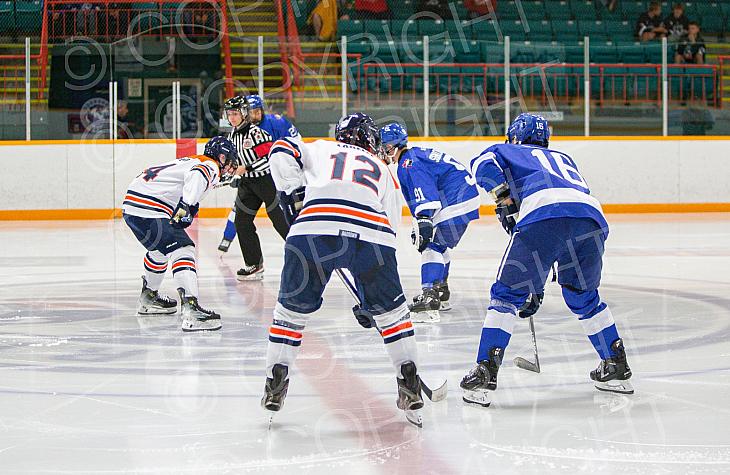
[636,12,663,38]
[676,34,706,63]
[664,13,689,39]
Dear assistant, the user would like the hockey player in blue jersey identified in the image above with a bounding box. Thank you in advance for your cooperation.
[380,123,480,323]
[460,113,633,407]
[217,94,301,254]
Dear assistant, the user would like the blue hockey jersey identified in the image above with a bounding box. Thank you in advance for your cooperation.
[397,147,480,226]
[470,143,607,235]
[259,113,300,141]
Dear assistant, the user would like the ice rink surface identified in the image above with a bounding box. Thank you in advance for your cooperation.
[1,214,729,474]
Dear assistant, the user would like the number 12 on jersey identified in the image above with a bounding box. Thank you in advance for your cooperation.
[329,152,382,193]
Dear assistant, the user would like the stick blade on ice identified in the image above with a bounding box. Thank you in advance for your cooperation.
[513,356,540,373]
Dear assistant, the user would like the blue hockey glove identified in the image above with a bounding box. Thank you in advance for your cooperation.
[170,199,198,229]
[353,304,377,329]
[411,216,434,253]
[278,186,306,226]
[518,293,544,318]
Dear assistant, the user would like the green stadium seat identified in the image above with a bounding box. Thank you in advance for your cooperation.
[0,1,14,34]
[511,42,538,63]
[455,41,482,62]
[591,44,619,63]
[538,44,567,63]
[445,21,472,43]
[553,20,579,40]
[695,2,720,18]
[418,20,445,37]
[522,1,547,21]
[565,45,585,63]
[528,21,554,42]
[579,20,609,41]
[501,20,529,41]
[338,20,363,38]
[472,20,502,42]
[546,2,573,20]
[390,0,416,18]
[620,1,646,21]
[482,43,505,63]
[363,19,389,39]
[498,1,523,21]
[604,20,634,42]
[644,44,663,63]
[571,1,599,20]
[390,19,417,39]
[722,4,730,18]
[700,15,726,36]
[16,0,43,32]
[620,47,646,63]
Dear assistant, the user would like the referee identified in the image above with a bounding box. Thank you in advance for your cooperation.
[224,95,289,281]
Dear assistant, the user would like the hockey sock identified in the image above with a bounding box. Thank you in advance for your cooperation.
[421,247,445,288]
[476,300,517,362]
[265,303,307,378]
[143,250,168,291]
[223,207,237,241]
[374,304,418,378]
[170,246,198,297]
[442,249,451,281]
[578,303,620,360]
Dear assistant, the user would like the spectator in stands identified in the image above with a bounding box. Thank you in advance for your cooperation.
[636,2,667,42]
[664,3,689,41]
[352,0,389,20]
[78,2,99,36]
[184,1,215,38]
[675,21,705,64]
[464,0,496,19]
[310,0,338,41]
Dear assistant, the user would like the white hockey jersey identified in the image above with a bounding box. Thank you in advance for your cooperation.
[122,155,221,219]
[269,138,401,248]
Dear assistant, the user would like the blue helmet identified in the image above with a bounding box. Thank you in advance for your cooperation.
[204,136,238,172]
[335,112,381,154]
[507,113,550,147]
[247,94,265,110]
[379,122,408,148]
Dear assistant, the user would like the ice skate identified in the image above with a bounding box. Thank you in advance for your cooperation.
[178,288,221,332]
[408,287,441,323]
[396,361,424,427]
[460,348,503,407]
[237,264,264,281]
[591,338,634,394]
[262,363,289,419]
[218,238,232,253]
[136,276,177,315]
[434,280,451,311]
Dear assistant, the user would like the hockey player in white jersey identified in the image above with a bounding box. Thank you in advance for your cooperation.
[263,113,425,427]
[122,136,238,332]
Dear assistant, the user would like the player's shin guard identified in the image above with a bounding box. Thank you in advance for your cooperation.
[142,250,168,291]
[420,247,445,287]
[265,303,307,379]
[373,304,419,379]
[170,246,198,298]
[223,208,237,241]
[476,300,517,363]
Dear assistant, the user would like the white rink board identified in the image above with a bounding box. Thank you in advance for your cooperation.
[0,138,729,211]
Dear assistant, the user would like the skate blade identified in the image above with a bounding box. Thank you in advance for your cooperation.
[410,310,440,324]
[439,301,452,311]
[181,321,222,332]
[462,389,491,407]
[405,409,423,428]
[137,306,177,315]
[237,273,264,282]
[595,379,634,395]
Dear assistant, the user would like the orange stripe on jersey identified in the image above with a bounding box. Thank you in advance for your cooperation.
[124,195,174,215]
[192,164,212,182]
[381,321,413,337]
[273,140,301,157]
[269,327,303,340]
[299,206,391,227]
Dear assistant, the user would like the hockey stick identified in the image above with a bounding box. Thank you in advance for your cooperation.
[513,315,540,373]
[334,269,448,402]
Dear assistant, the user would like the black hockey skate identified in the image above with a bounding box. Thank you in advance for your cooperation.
[396,361,424,427]
[237,264,264,281]
[262,364,289,412]
[178,288,221,332]
[408,287,441,323]
[137,276,177,315]
[590,338,634,394]
[434,279,451,311]
[460,347,503,407]
[218,238,232,253]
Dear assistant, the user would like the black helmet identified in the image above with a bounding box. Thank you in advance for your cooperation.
[223,95,249,126]
[335,112,381,154]
[204,136,238,177]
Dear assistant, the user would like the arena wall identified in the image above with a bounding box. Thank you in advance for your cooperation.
[1,137,729,219]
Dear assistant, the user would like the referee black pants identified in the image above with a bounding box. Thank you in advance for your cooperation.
[234,174,289,267]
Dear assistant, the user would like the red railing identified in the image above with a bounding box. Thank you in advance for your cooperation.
[360,62,719,107]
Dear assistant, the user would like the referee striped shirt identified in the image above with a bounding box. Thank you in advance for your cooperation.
[227,124,274,178]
